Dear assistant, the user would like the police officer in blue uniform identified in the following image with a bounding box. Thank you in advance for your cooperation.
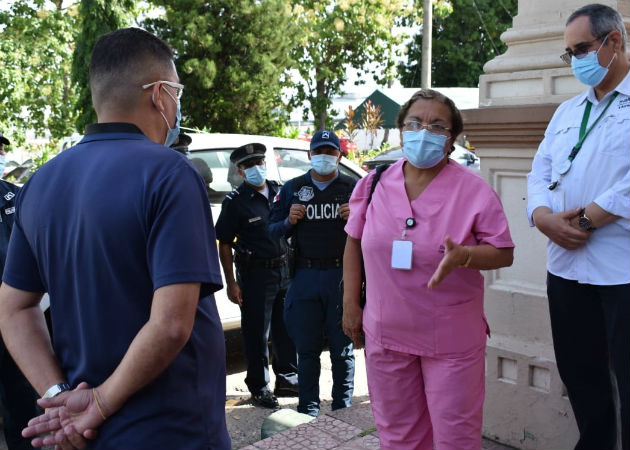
[216,143,298,409]
[0,131,39,450]
[268,130,356,417]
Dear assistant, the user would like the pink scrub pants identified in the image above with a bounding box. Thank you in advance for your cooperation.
[365,334,485,450]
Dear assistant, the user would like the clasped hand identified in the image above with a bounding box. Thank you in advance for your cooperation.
[23,382,101,450]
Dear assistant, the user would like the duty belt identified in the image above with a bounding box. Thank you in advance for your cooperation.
[296,256,343,269]
[249,255,286,269]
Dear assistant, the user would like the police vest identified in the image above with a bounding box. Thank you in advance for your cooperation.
[292,173,355,259]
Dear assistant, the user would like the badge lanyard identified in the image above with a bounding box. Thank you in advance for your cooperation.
[392,218,416,270]
[549,91,619,190]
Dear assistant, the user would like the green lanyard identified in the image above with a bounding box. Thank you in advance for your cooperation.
[549,91,619,190]
[566,91,619,166]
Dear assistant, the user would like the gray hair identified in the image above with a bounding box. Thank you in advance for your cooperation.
[567,4,627,49]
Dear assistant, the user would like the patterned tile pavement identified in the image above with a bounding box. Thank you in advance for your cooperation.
[240,401,517,450]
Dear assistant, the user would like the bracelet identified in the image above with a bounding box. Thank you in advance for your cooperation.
[92,388,108,420]
[43,382,71,399]
[461,246,473,268]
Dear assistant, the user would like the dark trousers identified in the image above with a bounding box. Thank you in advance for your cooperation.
[239,266,298,394]
[0,338,39,450]
[284,267,354,416]
[547,272,629,450]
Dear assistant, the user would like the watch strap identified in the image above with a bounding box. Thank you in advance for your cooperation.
[43,382,71,399]
[579,208,597,231]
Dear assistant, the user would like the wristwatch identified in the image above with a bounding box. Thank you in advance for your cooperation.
[578,208,596,232]
[43,382,71,399]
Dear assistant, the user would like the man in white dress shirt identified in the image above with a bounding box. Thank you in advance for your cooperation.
[527,4,629,450]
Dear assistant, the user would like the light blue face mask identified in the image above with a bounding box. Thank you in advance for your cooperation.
[571,34,616,87]
[402,129,448,169]
[310,154,339,176]
[244,164,266,187]
[157,88,181,147]
[0,155,5,178]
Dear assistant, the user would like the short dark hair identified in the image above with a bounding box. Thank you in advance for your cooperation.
[567,4,627,48]
[89,28,174,113]
[396,89,464,141]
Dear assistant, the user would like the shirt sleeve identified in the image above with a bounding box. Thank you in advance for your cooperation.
[344,173,374,240]
[526,133,553,227]
[594,165,630,219]
[215,198,237,244]
[474,188,515,249]
[147,162,223,297]
[267,181,294,239]
[2,217,46,292]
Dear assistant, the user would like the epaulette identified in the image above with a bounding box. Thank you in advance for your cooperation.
[225,189,240,201]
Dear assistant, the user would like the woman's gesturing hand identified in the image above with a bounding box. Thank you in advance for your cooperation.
[428,236,467,289]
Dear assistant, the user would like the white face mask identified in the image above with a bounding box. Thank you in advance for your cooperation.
[243,165,266,187]
[310,154,339,175]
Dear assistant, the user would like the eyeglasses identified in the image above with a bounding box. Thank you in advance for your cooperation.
[402,121,451,133]
[142,80,184,99]
[560,33,608,65]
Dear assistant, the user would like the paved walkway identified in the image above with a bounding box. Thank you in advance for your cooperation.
[239,401,517,450]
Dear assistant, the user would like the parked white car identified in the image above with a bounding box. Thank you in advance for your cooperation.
[186,133,366,330]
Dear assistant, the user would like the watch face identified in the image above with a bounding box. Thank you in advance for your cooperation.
[579,216,591,230]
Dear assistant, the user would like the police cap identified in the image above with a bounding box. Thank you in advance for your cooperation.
[170,133,192,153]
[230,143,266,166]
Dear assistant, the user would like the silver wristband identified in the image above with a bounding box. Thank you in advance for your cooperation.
[43,383,71,399]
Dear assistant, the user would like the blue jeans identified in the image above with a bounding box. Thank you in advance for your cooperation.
[284,267,354,416]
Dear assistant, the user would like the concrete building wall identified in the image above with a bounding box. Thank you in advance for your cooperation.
[466,1,630,448]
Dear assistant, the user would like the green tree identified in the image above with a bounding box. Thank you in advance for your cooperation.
[147,0,298,135]
[0,0,79,143]
[399,0,517,87]
[291,0,418,130]
[72,0,137,133]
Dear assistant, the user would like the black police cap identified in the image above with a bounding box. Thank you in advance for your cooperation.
[170,133,192,153]
[230,143,266,166]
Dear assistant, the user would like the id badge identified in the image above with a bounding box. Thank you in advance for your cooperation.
[391,240,413,270]
[551,186,565,213]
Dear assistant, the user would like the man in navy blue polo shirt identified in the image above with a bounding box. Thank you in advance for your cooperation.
[0,28,230,450]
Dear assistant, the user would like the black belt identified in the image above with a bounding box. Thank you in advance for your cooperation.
[249,255,286,269]
[296,256,343,269]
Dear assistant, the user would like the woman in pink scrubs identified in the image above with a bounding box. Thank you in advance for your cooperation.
[343,89,514,450]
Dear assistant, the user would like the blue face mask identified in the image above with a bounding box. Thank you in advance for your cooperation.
[310,154,339,176]
[571,35,616,87]
[402,129,448,169]
[244,164,266,187]
[156,88,181,147]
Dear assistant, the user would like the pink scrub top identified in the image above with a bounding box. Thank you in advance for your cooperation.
[345,158,514,357]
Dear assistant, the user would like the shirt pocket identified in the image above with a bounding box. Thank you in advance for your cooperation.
[434,298,486,356]
[593,113,629,157]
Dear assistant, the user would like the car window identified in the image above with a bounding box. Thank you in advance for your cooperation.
[186,149,237,204]
[274,148,311,183]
